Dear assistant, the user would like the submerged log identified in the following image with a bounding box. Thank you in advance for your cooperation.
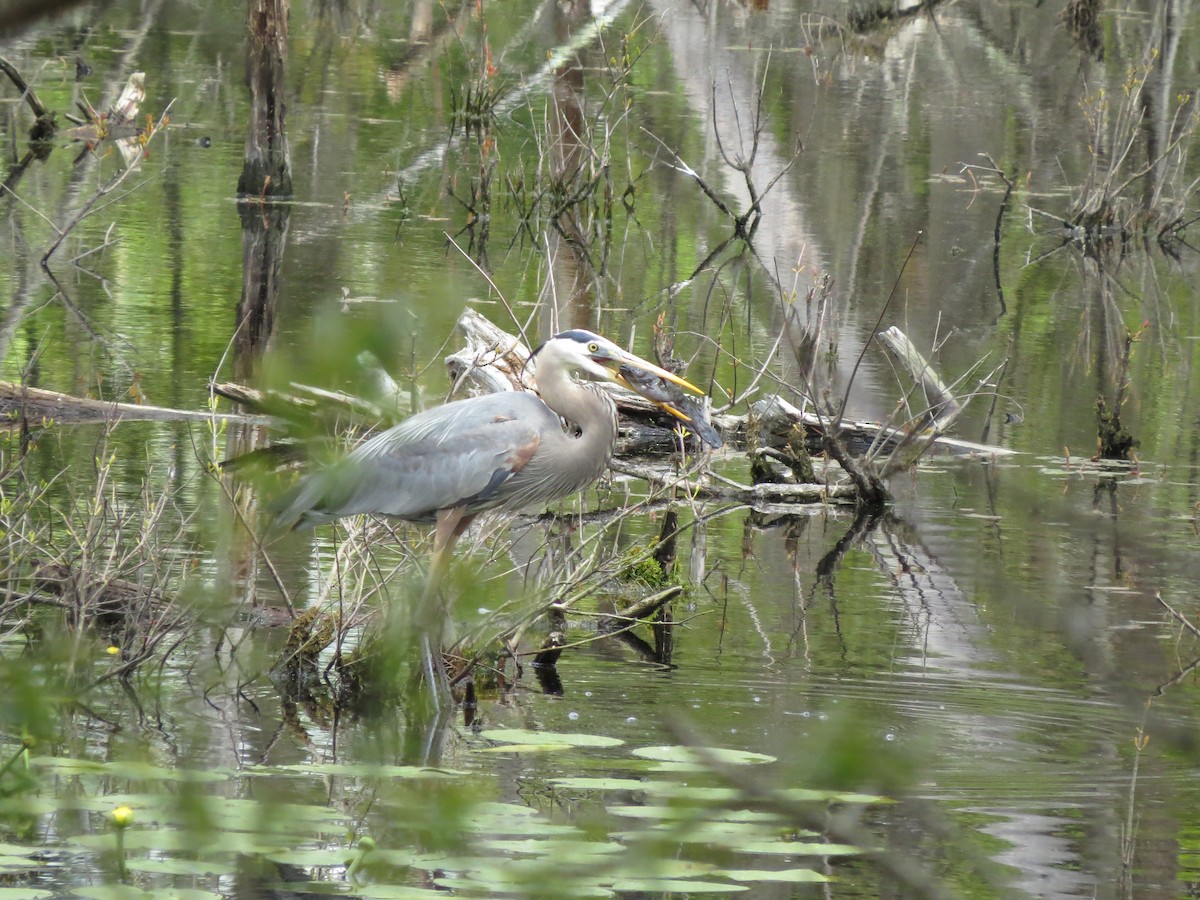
[31,561,168,629]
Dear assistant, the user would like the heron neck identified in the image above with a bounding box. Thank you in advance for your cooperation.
[540,372,618,452]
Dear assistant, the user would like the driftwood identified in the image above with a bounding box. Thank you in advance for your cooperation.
[717,384,1016,460]
[445,308,534,397]
[0,381,269,429]
[876,326,965,434]
[607,585,683,624]
[449,307,721,449]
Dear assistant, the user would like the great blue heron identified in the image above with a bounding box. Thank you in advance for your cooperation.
[275,329,702,704]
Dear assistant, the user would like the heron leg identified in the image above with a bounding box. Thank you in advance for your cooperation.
[413,507,474,714]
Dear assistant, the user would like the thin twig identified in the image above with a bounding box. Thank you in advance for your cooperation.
[1156,591,1200,640]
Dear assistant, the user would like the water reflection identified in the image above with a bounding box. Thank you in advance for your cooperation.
[2,0,1200,895]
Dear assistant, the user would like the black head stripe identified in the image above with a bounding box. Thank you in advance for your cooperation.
[554,329,604,344]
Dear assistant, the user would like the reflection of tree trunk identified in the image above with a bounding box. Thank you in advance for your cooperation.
[238,0,293,198]
[225,0,295,606]
[1142,0,1187,216]
[540,0,594,335]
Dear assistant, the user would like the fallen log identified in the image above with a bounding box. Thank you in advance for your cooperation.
[715,392,1017,459]
[0,382,269,429]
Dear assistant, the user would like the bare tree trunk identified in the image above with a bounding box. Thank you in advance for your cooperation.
[238,0,293,198]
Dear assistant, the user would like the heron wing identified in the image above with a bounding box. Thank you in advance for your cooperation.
[280,393,558,526]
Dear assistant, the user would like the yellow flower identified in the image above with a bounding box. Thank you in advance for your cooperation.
[111,806,133,828]
[106,646,120,656]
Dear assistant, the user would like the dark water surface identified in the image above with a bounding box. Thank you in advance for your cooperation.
[2,0,1199,897]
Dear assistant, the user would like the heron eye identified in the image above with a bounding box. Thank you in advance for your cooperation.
[587,342,599,353]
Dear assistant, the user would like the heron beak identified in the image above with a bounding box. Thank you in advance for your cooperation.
[611,353,703,396]
[648,399,694,423]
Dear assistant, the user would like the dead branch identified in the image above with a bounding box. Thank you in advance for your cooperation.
[1156,591,1200,640]
[41,97,173,266]
[609,458,855,505]
[0,55,52,121]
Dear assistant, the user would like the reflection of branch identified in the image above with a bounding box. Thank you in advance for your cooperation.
[640,55,799,248]
[814,505,883,583]
[960,154,1013,317]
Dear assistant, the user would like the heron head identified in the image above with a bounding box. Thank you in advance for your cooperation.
[535,330,703,410]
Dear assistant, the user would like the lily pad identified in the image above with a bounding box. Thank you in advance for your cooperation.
[550,776,647,791]
[262,764,460,779]
[0,855,42,873]
[265,848,351,867]
[605,805,780,825]
[0,890,54,899]
[608,878,746,893]
[29,758,228,783]
[641,784,741,802]
[71,888,149,900]
[466,818,578,838]
[479,729,624,749]
[732,841,860,856]
[70,829,288,855]
[124,858,236,877]
[717,867,832,882]
[434,876,612,897]
[630,746,776,766]
[617,819,810,847]
[478,838,623,857]
[777,787,887,804]
[0,844,43,858]
[466,801,580,837]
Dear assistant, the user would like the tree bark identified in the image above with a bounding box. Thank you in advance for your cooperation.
[237,0,292,198]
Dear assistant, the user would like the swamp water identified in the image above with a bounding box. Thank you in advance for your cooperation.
[1,0,1199,897]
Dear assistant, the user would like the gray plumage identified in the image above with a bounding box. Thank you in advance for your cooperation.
[275,330,699,533]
